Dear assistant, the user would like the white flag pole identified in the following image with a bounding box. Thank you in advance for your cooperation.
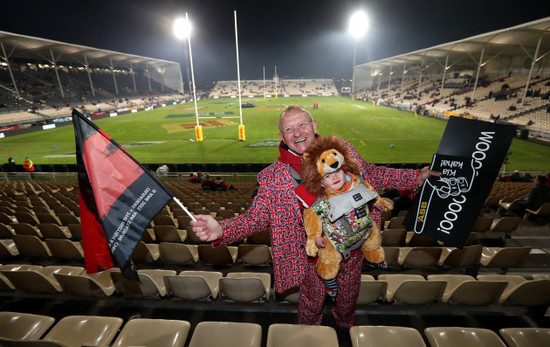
[186,12,200,128]
[234,10,243,126]
[172,196,196,222]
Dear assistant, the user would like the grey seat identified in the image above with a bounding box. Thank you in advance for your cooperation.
[111,318,191,347]
[350,325,426,347]
[189,321,261,347]
[0,311,55,340]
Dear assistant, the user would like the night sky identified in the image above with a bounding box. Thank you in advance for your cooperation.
[1,1,549,88]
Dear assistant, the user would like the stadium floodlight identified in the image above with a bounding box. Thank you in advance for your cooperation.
[349,10,368,95]
[349,10,368,39]
[173,17,191,40]
[174,14,202,141]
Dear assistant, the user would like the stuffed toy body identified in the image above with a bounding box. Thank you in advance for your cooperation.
[302,136,393,281]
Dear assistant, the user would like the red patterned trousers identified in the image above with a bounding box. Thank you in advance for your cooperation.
[297,250,363,328]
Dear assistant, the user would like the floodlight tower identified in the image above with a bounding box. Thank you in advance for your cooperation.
[348,10,368,95]
[174,14,203,141]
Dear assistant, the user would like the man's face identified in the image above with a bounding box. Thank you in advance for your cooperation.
[278,109,317,155]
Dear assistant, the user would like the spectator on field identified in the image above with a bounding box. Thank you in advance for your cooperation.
[516,175,550,218]
[23,157,35,173]
[191,105,439,329]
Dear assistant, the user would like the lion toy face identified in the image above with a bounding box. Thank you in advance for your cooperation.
[302,135,360,198]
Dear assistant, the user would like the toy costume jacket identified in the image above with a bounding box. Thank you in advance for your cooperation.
[218,140,419,293]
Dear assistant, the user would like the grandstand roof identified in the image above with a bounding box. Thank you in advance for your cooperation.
[0,30,179,69]
[356,17,550,73]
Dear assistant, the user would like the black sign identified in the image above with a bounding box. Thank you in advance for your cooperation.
[403,117,517,247]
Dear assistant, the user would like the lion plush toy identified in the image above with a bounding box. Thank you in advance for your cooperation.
[301,136,393,284]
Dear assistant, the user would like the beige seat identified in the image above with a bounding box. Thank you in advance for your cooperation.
[499,327,550,347]
[425,327,507,347]
[153,214,177,227]
[1,265,83,294]
[0,311,55,340]
[57,213,80,226]
[267,323,338,347]
[438,245,482,268]
[37,223,72,239]
[384,216,406,230]
[0,223,15,238]
[0,239,19,257]
[407,233,438,246]
[381,229,407,246]
[277,286,300,304]
[399,247,442,267]
[471,216,493,233]
[220,272,271,302]
[164,270,222,300]
[45,239,84,260]
[0,212,16,224]
[189,321,262,347]
[12,223,43,238]
[382,246,400,266]
[350,325,426,347]
[131,241,160,263]
[216,209,236,219]
[67,224,81,240]
[43,315,123,347]
[478,274,550,306]
[427,274,506,305]
[111,318,191,347]
[378,274,445,304]
[237,244,272,265]
[480,246,531,270]
[111,268,176,297]
[490,216,522,238]
[159,242,199,263]
[54,268,117,297]
[357,274,387,304]
[525,202,550,219]
[153,225,187,242]
[198,244,238,265]
[35,213,62,226]
[14,211,39,226]
[12,235,52,258]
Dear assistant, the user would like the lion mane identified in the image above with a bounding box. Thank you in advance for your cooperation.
[302,135,360,198]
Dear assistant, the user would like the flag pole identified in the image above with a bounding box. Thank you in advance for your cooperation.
[172,196,197,222]
[234,10,245,141]
[186,12,203,141]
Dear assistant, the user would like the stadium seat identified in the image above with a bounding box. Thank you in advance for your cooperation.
[54,268,117,297]
[1,265,83,294]
[438,244,482,268]
[499,327,550,347]
[246,228,271,245]
[12,235,52,258]
[525,202,550,221]
[277,286,300,304]
[478,274,550,306]
[471,216,494,233]
[399,247,442,267]
[35,213,62,226]
[381,228,407,246]
[382,246,400,266]
[0,239,19,257]
[0,311,55,340]
[12,223,43,238]
[159,242,198,263]
[237,244,272,265]
[42,315,123,347]
[153,225,187,242]
[14,211,39,226]
[427,274,506,305]
[378,274,445,304]
[424,327,507,347]
[407,232,439,246]
[164,270,223,301]
[44,239,84,260]
[198,244,238,265]
[189,321,261,347]
[480,246,531,270]
[57,213,80,226]
[350,325,427,347]
[111,269,176,297]
[357,274,387,304]
[266,323,338,347]
[220,272,271,302]
[0,223,15,238]
[131,241,159,263]
[490,216,522,238]
[37,223,72,239]
[111,318,191,347]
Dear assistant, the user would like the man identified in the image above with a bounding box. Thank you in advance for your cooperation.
[517,175,550,218]
[191,105,438,328]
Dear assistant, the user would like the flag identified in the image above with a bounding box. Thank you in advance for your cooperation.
[72,109,173,279]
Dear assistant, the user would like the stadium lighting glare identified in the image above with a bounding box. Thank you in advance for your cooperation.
[349,11,368,39]
[173,17,191,41]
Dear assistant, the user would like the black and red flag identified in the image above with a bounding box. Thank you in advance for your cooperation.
[72,109,173,279]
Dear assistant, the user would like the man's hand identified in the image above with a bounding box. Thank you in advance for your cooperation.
[190,214,223,242]
[417,166,441,186]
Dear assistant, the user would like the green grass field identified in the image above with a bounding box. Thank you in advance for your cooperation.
[2,96,549,172]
